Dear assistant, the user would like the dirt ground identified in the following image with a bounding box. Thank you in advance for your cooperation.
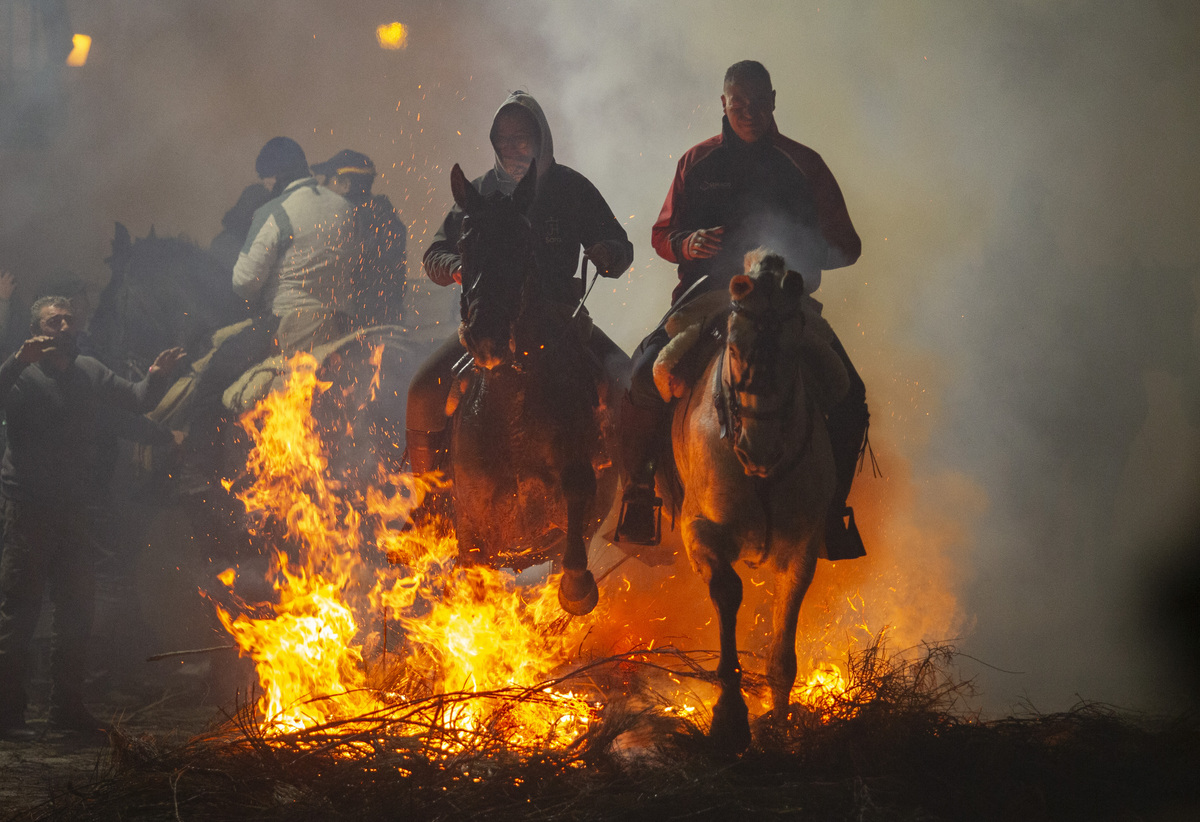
[0,656,250,819]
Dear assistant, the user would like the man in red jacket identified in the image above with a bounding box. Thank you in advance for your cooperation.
[617,60,869,560]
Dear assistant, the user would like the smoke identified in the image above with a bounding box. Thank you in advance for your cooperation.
[2,0,1199,716]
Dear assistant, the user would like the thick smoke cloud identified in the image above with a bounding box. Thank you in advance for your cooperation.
[2,1,1198,715]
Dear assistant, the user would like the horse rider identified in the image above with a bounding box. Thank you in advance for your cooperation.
[616,60,870,560]
[233,136,355,356]
[311,149,408,327]
[0,296,184,739]
[406,91,634,482]
[209,183,274,274]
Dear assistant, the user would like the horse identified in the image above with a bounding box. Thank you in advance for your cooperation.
[444,161,625,616]
[670,249,843,751]
[90,223,246,379]
[88,223,429,547]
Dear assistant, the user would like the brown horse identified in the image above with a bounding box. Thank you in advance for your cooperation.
[445,161,623,615]
[672,250,842,750]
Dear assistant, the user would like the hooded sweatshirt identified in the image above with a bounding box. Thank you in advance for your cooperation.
[423,92,633,307]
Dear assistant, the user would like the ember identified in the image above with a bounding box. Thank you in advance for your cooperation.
[375,22,408,51]
[66,34,91,67]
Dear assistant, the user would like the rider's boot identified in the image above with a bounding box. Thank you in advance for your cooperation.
[405,428,450,527]
[824,402,869,560]
[614,400,666,546]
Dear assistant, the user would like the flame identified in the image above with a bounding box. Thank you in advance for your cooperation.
[66,34,91,67]
[212,351,961,750]
[794,662,849,720]
[376,22,408,51]
[214,353,594,747]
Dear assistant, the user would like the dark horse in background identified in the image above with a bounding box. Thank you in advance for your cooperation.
[90,223,245,379]
[444,161,627,616]
[88,222,429,532]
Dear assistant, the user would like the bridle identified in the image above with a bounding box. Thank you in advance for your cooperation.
[458,209,538,372]
[715,290,815,481]
[712,282,818,559]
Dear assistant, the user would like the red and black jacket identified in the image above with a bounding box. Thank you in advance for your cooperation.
[651,116,861,304]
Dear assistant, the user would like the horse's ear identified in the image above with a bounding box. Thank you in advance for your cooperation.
[730,274,754,301]
[512,158,537,216]
[450,164,484,213]
[781,269,806,297]
[106,223,132,269]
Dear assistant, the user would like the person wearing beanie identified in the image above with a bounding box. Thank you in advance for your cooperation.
[233,137,355,355]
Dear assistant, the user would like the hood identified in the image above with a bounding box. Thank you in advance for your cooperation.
[489,90,555,192]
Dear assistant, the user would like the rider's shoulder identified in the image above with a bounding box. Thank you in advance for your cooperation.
[679,134,724,167]
[767,132,830,175]
[538,163,606,199]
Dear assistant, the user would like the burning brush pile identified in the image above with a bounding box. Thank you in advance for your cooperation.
[10,355,1200,821]
[209,352,604,751]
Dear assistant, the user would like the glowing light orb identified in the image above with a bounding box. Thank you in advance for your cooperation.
[66,34,91,67]
[376,22,408,50]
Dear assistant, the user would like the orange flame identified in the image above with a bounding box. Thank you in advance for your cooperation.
[214,353,594,746]
[212,352,962,749]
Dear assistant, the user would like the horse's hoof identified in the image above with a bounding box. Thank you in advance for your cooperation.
[558,569,599,616]
[709,690,751,753]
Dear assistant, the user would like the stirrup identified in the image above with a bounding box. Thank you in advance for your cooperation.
[615,488,662,546]
[825,507,866,561]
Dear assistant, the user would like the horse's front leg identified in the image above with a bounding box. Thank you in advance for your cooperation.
[686,517,752,752]
[557,461,599,615]
[767,552,818,718]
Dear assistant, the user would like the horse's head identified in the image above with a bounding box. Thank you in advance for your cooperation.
[724,249,809,477]
[450,162,537,370]
[92,226,241,376]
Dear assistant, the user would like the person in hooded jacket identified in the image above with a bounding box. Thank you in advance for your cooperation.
[406,91,634,477]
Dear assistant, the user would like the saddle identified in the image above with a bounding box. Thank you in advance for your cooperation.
[147,318,255,430]
[651,291,850,412]
[223,324,410,414]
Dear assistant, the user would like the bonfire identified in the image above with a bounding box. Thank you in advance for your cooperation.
[13,353,1200,822]
[206,351,870,754]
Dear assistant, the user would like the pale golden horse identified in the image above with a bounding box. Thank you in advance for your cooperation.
[672,250,846,751]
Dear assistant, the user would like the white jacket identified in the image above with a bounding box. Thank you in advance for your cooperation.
[233,177,353,317]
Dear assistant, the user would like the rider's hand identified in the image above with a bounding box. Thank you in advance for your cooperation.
[584,242,615,274]
[681,226,724,261]
[15,335,55,364]
[149,347,187,377]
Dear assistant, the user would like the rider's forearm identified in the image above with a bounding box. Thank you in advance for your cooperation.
[422,245,461,287]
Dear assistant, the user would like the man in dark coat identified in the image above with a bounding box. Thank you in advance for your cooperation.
[617,60,869,560]
[0,297,184,738]
[406,91,634,477]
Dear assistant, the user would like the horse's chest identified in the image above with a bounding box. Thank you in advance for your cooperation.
[455,368,582,474]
